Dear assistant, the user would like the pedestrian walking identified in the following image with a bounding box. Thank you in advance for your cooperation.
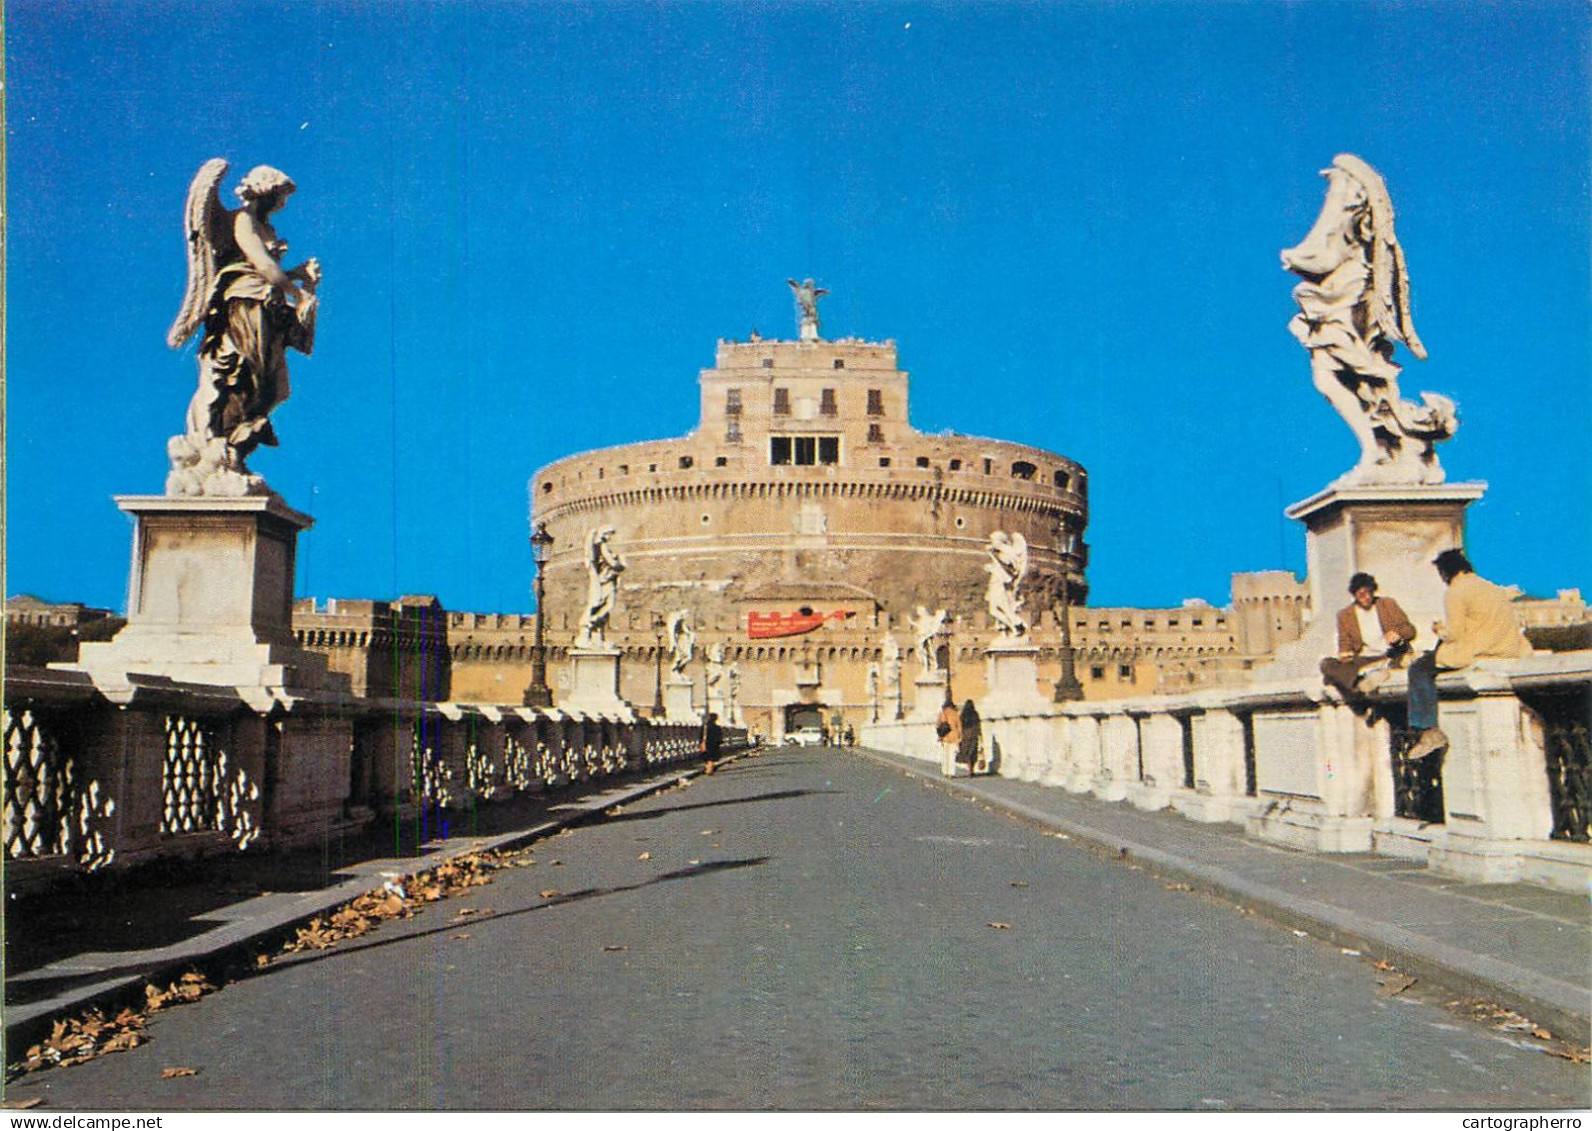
[699,711,723,773]
[958,699,982,775]
[935,695,962,776]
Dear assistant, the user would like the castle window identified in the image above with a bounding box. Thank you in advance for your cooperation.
[726,388,742,415]
[771,437,792,465]
[915,456,930,469]
[949,459,962,471]
[726,420,742,443]
[833,358,845,369]
[819,436,840,464]
[762,358,774,369]
[1090,666,1106,680]
[618,465,628,475]
[1053,470,1070,490]
[820,388,838,416]
[1011,461,1037,480]
[868,423,884,443]
[541,481,552,492]
[879,457,891,468]
[867,389,884,416]
[773,388,790,415]
[678,456,694,470]
[714,456,728,467]
[771,435,839,466]
[1168,616,1179,627]
[1118,664,1133,680]
[648,464,657,472]
[983,458,993,474]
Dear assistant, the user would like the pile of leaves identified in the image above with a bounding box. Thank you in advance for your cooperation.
[12,970,217,1075]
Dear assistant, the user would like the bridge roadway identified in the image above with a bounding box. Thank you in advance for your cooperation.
[8,745,1586,1110]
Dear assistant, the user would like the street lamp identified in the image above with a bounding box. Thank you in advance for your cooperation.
[1052,580,1084,703]
[940,615,955,703]
[652,615,667,718]
[523,522,554,708]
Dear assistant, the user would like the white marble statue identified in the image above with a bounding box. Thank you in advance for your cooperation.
[704,641,727,695]
[911,606,948,673]
[786,277,828,341]
[577,526,624,647]
[985,532,1029,637]
[880,634,903,696]
[166,160,321,498]
[1282,154,1455,486]
[666,610,695,675]
[726,662,741,722]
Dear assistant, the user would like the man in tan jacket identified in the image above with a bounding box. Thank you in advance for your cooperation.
[1405,550,1532,760]
[1320,572,1416,698]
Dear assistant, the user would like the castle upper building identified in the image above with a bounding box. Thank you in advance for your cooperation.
[531,328,1090,639]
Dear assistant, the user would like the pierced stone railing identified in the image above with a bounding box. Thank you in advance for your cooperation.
[2,666,740,887]
[860,652,1592,892]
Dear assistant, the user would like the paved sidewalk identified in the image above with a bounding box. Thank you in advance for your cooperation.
[4,754,740,1047]
[852,744,1591,1044]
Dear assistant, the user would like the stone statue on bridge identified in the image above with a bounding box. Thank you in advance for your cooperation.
[787,277,828,342]
[666,610,696,675]
[1282,154,1455,487]
[166,160,321,497]
[911,606,948,673]
[577,526,624,647]
[985,532,1029,638]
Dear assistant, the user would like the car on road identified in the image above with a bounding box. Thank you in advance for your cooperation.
[786,726,825,746]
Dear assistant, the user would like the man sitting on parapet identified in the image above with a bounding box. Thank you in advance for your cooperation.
[1404,550,1532,761]
[1320,572,1416,699]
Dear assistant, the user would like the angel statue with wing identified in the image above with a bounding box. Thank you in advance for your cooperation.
[166,159,321,496]
[985,531,1030,638]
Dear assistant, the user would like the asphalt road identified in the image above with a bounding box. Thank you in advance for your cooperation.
[8,747,1587,1110]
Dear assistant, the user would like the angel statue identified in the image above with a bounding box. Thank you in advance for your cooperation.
[166,160,321,497]
[577,526,624,647]
[666,609,696,675]
[704,642,727,694]
[911,606,948,674]
[1282,154,1455,487]
[985,531,1029,637]
[786,277,828,341]
[880,634,903,696]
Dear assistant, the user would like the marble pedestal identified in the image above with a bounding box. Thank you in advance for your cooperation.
[664,676,697,722]
[1258,482,1487,680]
[563,646,632,717]
[911,672,949,721]
[981,641,1052,716]
[68,495,342,692]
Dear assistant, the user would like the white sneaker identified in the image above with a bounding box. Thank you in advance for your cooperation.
[1405,727,1449,761]
[1356,668,1393,693]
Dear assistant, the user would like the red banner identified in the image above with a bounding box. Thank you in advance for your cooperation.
[746,609,856,639]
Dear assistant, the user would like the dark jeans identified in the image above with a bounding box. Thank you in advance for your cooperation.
[1408,651,1441,730]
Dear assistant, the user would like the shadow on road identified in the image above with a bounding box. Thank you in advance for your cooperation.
[598,789,838,824]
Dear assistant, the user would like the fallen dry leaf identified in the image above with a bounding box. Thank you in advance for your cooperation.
[452,933,472,941]
[1547,1047,1591,1064]
[160,1067,199,1079]
[1009,881,1029,888]
[1164,882,1192,892]
[1533,1028,1554,1040]
[2,1097,44,1109]
[1376,973,1417,998]
[539,889,563,899]
[603,944,626,952]
[637,851,651,860]
[988,922,1011,930]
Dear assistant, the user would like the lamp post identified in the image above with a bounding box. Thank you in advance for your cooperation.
[1052,583,1084,703]
[652,615,667,718]
[940,615,955,703]
[523,522,554,708]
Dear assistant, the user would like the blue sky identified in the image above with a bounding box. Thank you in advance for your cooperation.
[7,1,1588,614]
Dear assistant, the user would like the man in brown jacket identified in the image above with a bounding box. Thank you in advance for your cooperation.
[1320,572,1416,698]
[1405,550,1532,760]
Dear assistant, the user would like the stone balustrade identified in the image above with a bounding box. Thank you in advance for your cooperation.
[1,665,737,887]
[860,653,1592,892]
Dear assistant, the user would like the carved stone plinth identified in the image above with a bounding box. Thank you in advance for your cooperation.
[664,676,697,722]
[563,646,632,717]
[1257,482,1487,681]
[981,641,1052,716]
[67,495,343,692]
[911,672,949,721]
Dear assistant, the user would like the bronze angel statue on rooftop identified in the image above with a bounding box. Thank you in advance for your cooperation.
[166,159,321,496]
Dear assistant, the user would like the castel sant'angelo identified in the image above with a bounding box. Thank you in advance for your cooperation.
[295,285,1324,735]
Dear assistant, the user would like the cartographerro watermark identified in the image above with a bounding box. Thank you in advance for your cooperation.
[1462,1119,1582,1130]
